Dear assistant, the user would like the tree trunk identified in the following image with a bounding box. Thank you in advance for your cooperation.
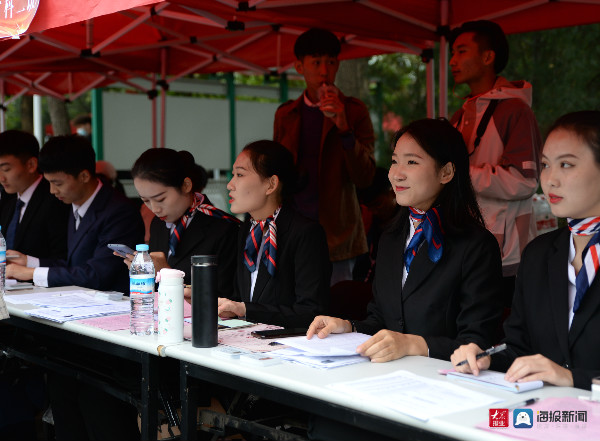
[20,95,33,133]
[47,96,71,136]
[336,58,370,103]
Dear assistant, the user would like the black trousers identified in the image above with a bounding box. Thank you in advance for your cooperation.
[47,370,140,441]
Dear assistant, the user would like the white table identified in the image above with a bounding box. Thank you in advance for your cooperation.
[2,286,164,441]
[3,289,593,441]
[164,341,590,441]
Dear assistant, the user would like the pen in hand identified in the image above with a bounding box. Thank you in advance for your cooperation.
[456,343,507,367]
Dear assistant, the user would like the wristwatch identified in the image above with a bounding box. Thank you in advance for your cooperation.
[349,320,357,333]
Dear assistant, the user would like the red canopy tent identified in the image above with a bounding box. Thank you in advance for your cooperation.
[1,0,599,135]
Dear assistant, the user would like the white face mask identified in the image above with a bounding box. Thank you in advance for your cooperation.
[76,127,88,136]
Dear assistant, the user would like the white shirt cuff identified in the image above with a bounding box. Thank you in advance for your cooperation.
[33,267,50,287]
[27,255,40,268]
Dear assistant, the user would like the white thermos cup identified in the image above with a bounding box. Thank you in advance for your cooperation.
[157,268,185,344]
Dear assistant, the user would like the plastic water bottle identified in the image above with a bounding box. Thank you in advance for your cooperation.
[129,244,155,336]
[0,226,5,296]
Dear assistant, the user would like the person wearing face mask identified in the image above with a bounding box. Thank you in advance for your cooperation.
[218,140,331,328]
[73,114,92,141]
[126,148,239,296]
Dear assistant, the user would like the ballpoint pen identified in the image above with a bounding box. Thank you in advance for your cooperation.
[507,398,539,409]
[455,343,507,367]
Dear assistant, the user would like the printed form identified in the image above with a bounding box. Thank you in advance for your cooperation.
[329,370,501,421]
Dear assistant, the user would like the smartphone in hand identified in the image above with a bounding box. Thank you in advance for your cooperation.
[108,243,136,258]
[251,328,308,339]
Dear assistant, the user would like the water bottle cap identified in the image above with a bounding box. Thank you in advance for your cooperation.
[136,244,149,251]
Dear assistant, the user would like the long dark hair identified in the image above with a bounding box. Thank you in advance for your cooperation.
[242,140,298,203]
[131,148,206,192]
[391,118,485,234]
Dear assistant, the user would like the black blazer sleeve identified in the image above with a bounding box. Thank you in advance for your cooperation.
[423,229,503,359]
[149,215,238,296]
[0,179,69,260]
[238,207,331,328]
[43,187,144,293]
[357,219,503,361]
[491,228,600,390]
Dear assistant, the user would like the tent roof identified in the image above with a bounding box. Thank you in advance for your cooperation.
[1,0,600,99]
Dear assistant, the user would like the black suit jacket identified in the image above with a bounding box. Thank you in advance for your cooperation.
[149,211,238,296]
[232,205,331,328]
[0,178,69,259]
[40,183,144,293]
[356,211,503,361]
[491,227,600,390]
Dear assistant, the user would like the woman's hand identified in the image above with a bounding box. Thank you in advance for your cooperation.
[184,286,191,304]
[505,354,573,387]
[306,316,351,339]
[451,343,491,375]
[217,297,246,318]
[357,330,428,362]
[115,251,134,270]
[149,252,170,274]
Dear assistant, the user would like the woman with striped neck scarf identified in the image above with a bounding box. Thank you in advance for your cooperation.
[452,111,600,390]
[123,148,239,297]
[307,118,503,363]
[218,140,331,328]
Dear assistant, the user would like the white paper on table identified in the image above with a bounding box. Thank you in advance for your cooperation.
[26,302,130,323]
[270,347,369,369]
[328,370,502,421]
[274,332,371,356]
[5,282,33,291]
[4,291,110,307]
[447,369,544,393]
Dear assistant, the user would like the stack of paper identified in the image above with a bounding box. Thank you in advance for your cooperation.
[5,279,33,291]
[269,333,371,369]
[329,370,502,421]
[4,290,129,323]
[447,369,543,393]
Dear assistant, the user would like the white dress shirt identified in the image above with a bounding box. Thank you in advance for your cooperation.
[31,180,103,287]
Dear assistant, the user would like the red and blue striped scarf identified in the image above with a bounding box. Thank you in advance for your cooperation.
[169,192,240,257]
[243,207,281,277]
[404,206,444,273]
[568,216,600,312]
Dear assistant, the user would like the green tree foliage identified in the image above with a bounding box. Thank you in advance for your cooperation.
[367,23,600,157]
[504,23,600,135]
[366,53,427,166]
[5,94,91,133]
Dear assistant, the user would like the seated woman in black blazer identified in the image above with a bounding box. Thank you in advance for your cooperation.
[452,111,600,390]
[125,148,239,296]
[217,140,331,328]
[307,118,503,362]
